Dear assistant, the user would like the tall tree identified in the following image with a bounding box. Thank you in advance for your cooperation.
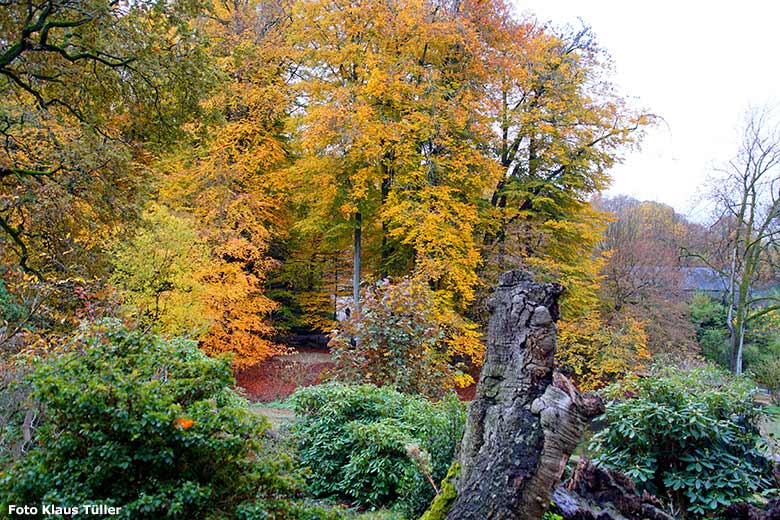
[594,195,697,355]
[158,0,294,367]
[688,107,780,374]
[479,20,650,317]
[289,0,499,311]
[596,196,688,312]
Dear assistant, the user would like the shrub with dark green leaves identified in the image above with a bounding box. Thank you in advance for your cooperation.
[591,366,774,517]
[0,320,335,519]
[291,383,466,516]
[689,293,730,366]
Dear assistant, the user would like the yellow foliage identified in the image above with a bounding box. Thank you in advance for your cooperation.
[290,0,501,308]
[556,311,651,391]
[111,203,211,337]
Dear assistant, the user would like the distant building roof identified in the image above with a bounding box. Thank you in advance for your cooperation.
[681,266,780,298]
[681,267,728,293]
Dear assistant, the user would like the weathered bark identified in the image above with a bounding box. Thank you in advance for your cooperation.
[551,458,674,520]
[447,269,603,520]
[722,498,780,520]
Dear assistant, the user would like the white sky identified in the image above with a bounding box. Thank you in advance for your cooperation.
[515,0,780,221]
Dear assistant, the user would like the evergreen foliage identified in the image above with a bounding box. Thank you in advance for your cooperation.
[0,321,335,519]
[291,383,466,517]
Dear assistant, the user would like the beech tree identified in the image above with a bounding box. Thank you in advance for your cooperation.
[482,21,650,307]
[158,0,293,367]
[290,0,499,310]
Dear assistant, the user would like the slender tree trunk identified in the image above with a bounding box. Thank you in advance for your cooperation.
[380,172,391,278]
[727,247,739,373]
[353,211,362,315]
[334,259,339,321]
[736,319,745,375]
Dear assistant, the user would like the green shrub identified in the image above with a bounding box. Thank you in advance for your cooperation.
[689,292,727,329]
[0,320,335,519]
[697,328,730,367]
[591,365,773,517]
[751,358,780,403]
[689,293,730,367]
[291,383,466,516]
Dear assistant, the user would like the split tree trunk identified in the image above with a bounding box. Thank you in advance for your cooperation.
[447,269,603,520]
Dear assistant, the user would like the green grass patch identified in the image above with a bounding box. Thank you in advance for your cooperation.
[763,406,780,440]
[262,397,295,410]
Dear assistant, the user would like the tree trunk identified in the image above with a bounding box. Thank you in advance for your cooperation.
[552,458,674,520]
[736,318,745,375]
[380,172,391,279]
[447,269,603,520]
[353,212,362,315]
[728,247,739,373]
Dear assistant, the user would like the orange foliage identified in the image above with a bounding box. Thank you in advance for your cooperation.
[174,417,195,430]
[158,0,293,367]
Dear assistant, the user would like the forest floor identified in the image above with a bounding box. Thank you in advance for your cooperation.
[236,347,334,402]
[250,404,295,429]
[236,346,477,402]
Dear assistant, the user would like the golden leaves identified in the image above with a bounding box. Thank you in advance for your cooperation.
[557,311,651,391]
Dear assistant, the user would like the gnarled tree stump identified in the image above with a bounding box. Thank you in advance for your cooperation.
[446,269,602,520]
[552,458,674,520]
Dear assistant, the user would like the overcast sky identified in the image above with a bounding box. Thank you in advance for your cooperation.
[514,0,780,221]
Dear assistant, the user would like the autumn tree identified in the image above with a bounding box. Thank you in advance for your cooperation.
[595,195,698,354]
[283,2,650,386]
[596,197,687,310]
[0,0,213,278]
[480,21,650,310]
[110,203,210,336]
[156,0,294,367]
[289,0,500,314]
[461,19,651,387]
[556,310,650,391]
[688,107,780,374]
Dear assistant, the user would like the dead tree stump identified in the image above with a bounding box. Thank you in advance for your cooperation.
[552,458,674,520]
[446,269,602,520]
